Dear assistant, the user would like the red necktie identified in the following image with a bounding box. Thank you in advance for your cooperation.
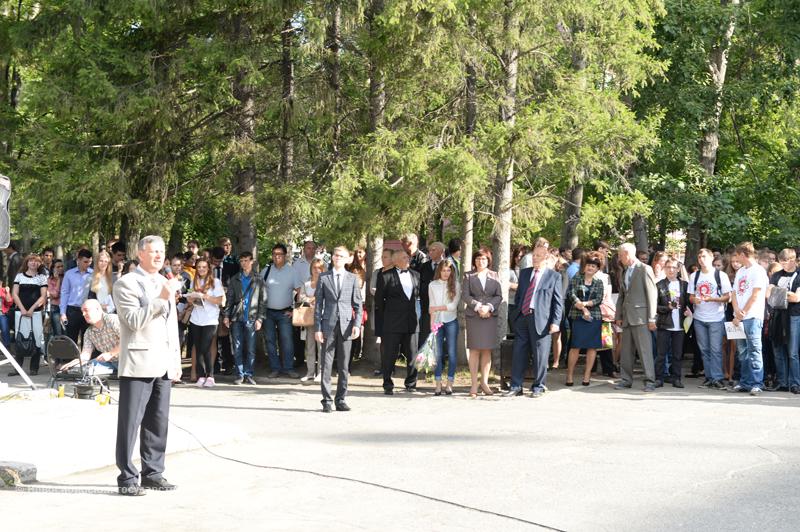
[521,269,539,315]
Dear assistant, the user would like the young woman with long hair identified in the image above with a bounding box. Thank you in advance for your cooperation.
[429,260,460,395]
[187,259,224,387]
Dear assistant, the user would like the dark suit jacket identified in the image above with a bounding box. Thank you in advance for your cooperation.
[375,268,420,334]
[462,270,503,318]
[314,269,363,336]
[514,267,564,335]
[656,278,690,330]
[419,260,440,317]
[213,262,239,289]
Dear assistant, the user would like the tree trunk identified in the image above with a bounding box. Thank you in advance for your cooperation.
[167,219,183,257]
[557,19,588,250]
[687,0,739,265]
[325,0,342,163]
[633,214,649,254]
[364,234,383,365]
[231,15,258,260]
[560,180,583,251]
[490,2,519,348]
[362,0,386,364]
[280,11,295,183]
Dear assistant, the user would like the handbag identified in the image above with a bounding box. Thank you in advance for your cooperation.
[15,315,37,357]
[768,286,788,310]
[600,321,614,350]
[292,305,315,327]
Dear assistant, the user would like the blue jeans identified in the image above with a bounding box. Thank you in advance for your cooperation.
[736,318,764,389]
[434,319,458,382]
[772,315,800,388]
[0,313,10,346]
[694,319,725,382]
[231,319,258,377]
[265,309,294,372]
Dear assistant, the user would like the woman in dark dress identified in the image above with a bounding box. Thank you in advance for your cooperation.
[565,252,605,386]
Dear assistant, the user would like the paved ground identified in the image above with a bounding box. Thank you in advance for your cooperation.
[2,365,800,532]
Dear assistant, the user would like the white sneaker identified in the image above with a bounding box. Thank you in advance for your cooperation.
[314,373,321,383]
[300,373,314,383]
[203,377,215,388]
[195,377,206,387]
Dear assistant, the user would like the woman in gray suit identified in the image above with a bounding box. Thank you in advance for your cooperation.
[462,248,503,397]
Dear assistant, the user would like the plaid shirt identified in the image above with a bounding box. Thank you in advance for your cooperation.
[81,313,121,360]
[567,275,605,321]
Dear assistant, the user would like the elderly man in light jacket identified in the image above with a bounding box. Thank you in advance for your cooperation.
[113,235,182,496]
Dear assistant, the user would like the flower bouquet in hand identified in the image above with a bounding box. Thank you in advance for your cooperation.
[415,322,441,372]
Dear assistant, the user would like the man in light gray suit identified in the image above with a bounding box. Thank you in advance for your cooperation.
[314,246,363,413]
[113,235,182,496]
[615,242,658,392]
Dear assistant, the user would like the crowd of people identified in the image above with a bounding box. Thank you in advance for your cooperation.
[3,232,799,411]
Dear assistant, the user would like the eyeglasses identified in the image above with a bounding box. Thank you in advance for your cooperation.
[272,252,285,257]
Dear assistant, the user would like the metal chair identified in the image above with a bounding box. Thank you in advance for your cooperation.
[45,335,84,389]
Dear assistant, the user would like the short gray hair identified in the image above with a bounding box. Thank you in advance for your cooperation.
[619,243,636,255]
[428,241,445,253]
[138,235,165,251]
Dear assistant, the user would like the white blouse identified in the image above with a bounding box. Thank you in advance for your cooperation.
[428,280,461,324]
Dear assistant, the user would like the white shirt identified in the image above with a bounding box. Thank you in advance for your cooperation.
[189,277,224,327]
[292,255,313,285]
[667,279,681,331]
[428,280,460,324]
[397,268,413,300]
[734,263,769,320]
[477,270,488,291]
[688,269,732,322]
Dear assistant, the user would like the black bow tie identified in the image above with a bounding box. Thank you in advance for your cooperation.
[398,269,409,274]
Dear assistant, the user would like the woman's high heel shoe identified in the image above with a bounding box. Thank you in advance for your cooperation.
[469,386,478,398]
[445,382,453,395]
[480,383,494,396]
[434,382,442,396]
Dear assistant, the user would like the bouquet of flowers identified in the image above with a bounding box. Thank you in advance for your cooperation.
[414,322,441,372]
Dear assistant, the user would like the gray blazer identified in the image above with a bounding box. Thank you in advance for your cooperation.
[615,261,657,327]
[462,270,503,318]
[112,268,181,379]
[314,269,363,337]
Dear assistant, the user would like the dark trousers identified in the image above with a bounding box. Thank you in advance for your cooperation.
[116,375,171,487]
[64,305,87,345]
[418,311,430,349]
[511,312,551,391]
[321,326,351,405]
[191,323,216,378]
[381,331,418,391]
[656,329,684,383]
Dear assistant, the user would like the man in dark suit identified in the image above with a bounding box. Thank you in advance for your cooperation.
[418,241,445,348]
[113,235,182,496]
[376,250,420,394]
[314,246,363,412]
[505,244,564,398]
[210,246,238,374]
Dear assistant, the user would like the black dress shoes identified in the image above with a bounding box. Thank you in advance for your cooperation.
[119,485,146,496]
[503,388,523,397]
[141,477,177,491]
[384,389,393,395]
[322,403,332,413]
[335,402,351,412]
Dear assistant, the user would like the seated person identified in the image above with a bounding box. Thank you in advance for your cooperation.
[61,299,120,376]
